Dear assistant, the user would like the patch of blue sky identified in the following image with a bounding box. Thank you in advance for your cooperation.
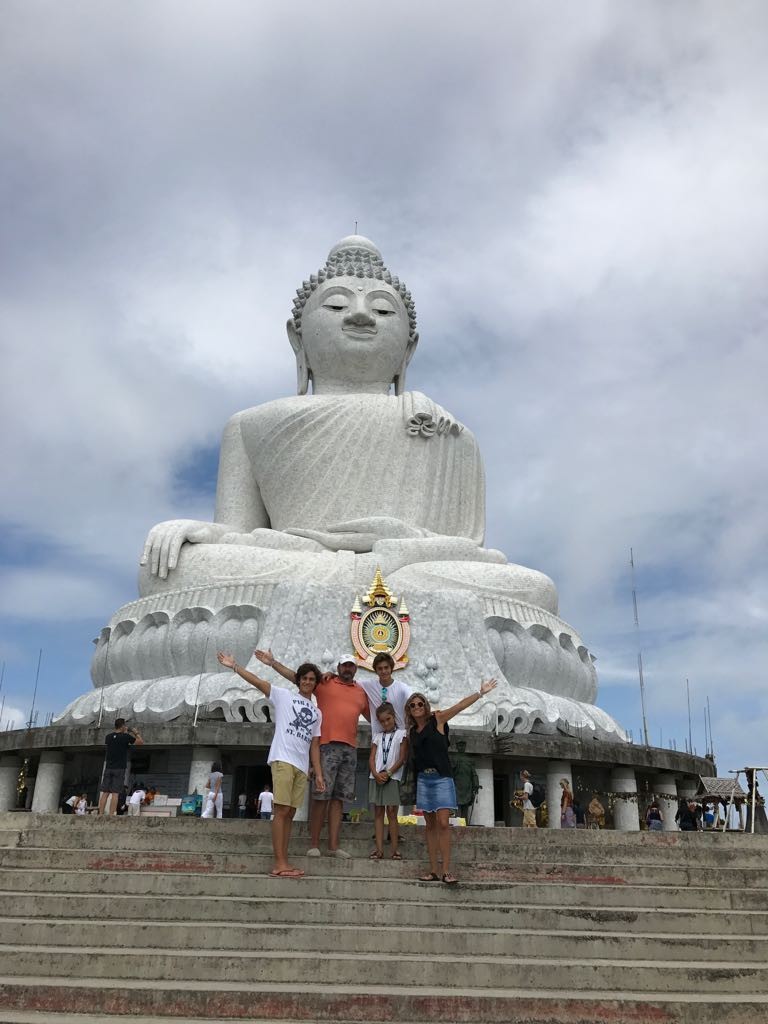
[173,442,219,502]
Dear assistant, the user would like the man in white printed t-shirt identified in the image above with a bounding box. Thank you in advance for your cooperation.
[357,652,413,735]
[217,650,324,877]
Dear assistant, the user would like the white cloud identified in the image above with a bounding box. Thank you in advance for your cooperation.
[1,1,766,771]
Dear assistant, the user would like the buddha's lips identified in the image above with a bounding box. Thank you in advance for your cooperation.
[342,326,377,338]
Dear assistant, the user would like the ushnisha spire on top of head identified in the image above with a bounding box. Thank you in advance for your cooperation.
[291,235,417,344]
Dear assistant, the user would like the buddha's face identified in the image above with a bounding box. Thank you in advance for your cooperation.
[294,276,412,388]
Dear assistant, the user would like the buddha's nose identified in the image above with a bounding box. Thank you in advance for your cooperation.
[343,308,376,328]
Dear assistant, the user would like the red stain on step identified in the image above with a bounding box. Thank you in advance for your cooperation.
[0,984,687,1022]
[85,855,215,873]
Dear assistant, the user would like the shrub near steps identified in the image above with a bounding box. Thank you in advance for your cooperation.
[0,813,767,1023]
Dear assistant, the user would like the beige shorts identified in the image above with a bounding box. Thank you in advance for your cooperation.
[271,761,308,809]
[523,808,538,827]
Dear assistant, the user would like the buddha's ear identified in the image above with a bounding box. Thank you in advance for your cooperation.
[393,332,419,396]
[286,319,311,395]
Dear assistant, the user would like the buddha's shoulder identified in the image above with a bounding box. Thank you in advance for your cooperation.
[228,393,401,424]
[227,392,476,441]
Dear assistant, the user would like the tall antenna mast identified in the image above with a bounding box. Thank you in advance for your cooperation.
[629,548,650,746]
[27,649,43,731]
[686,678,693,754]
[706,695,713,757]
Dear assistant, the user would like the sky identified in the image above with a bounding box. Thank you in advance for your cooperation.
[1,2,766,773]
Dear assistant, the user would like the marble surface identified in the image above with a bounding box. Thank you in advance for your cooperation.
[54,235,627,742]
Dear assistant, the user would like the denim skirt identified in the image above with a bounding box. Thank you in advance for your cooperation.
[416,771,457,813]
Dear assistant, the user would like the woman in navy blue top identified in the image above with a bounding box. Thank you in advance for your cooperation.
[406,678,497,885]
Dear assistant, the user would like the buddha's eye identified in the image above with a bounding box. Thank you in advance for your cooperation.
[373,307,396,316]
[323,302,347,312]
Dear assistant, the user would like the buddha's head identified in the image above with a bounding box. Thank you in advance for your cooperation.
[287,236,419,395]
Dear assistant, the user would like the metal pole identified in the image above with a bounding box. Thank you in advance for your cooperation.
[686,679,692,754]
[26,649,42,731]
[629,549,650,746]
[706,696,714,757]
[192,632,211,728]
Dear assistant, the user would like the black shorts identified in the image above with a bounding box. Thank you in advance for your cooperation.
[101,767,125,793]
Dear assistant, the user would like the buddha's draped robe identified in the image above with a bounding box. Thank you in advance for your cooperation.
[235,392,485,547]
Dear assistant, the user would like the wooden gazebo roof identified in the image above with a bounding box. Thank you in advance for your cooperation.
[696,776,747,801]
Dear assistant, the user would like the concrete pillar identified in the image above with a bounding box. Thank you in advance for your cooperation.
[472,757,495,827]
[652,773,679,832]
[677,777,697,801]
[31,751,65,813]
[546,760,572,829]
[610,767,639,832]
[0,756,21,812]
[187,746,220,797]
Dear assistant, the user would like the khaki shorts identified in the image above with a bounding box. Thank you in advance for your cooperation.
[271,761,308,809]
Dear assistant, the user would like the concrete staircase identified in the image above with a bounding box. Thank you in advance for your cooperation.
[0,813,766,1024]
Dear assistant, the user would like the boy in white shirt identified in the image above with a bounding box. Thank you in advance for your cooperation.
[128,786,145,817]
[217,651,324,877]
[257,785,274,820]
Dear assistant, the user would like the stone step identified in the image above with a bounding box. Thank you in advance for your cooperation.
[2,845,765,888]
[3,890,765,934]
[0,866,764,910]
[0,979,766,1024]
[6,825,768,867]
[2,946,768,992]
[1,916,766,961]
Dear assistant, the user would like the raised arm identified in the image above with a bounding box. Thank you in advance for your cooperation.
[434,679,497,729]
[254,649,296,684]
[217,651,271,697]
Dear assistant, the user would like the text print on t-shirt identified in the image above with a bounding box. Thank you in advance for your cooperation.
[287,700,319,744]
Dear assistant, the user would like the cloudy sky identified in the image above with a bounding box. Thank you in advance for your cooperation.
[1,2,766,773]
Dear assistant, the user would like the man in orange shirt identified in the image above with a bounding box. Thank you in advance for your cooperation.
[255,650,368,858]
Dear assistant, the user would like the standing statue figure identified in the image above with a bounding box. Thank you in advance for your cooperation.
[449,739,480,822]
[55,236,627,741]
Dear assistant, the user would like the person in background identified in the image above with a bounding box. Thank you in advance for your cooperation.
[202,762,224,819]
[62,793,79,815]
[75,794,88,816]
[128,784,146,817]
[560,778,576,828]
[675,798,702,832]
[98,719,143,816]
[518,770,537,829]
[257,784,274,820]
[645,800,663,832]
[237,792,247,819]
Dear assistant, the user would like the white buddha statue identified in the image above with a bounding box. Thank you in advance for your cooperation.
[139,235,557,614]
[56,236,625,741]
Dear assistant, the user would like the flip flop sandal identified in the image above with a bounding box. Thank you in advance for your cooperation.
[442,873,458,885]
[369,850,384,860]
[391,851,403,860]
[419,872,441,882]
[270,868,303,877]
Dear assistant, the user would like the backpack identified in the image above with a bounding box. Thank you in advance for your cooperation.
[531,783,546,808]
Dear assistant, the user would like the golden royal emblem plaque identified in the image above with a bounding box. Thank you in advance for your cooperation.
[350,567,410,671]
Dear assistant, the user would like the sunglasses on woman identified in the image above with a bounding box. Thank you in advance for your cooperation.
[408,700,425,708]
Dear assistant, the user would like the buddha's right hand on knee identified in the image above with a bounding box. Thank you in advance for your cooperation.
[140,520,230,579]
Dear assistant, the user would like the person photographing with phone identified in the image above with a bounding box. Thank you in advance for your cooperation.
[98,718,143,816]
